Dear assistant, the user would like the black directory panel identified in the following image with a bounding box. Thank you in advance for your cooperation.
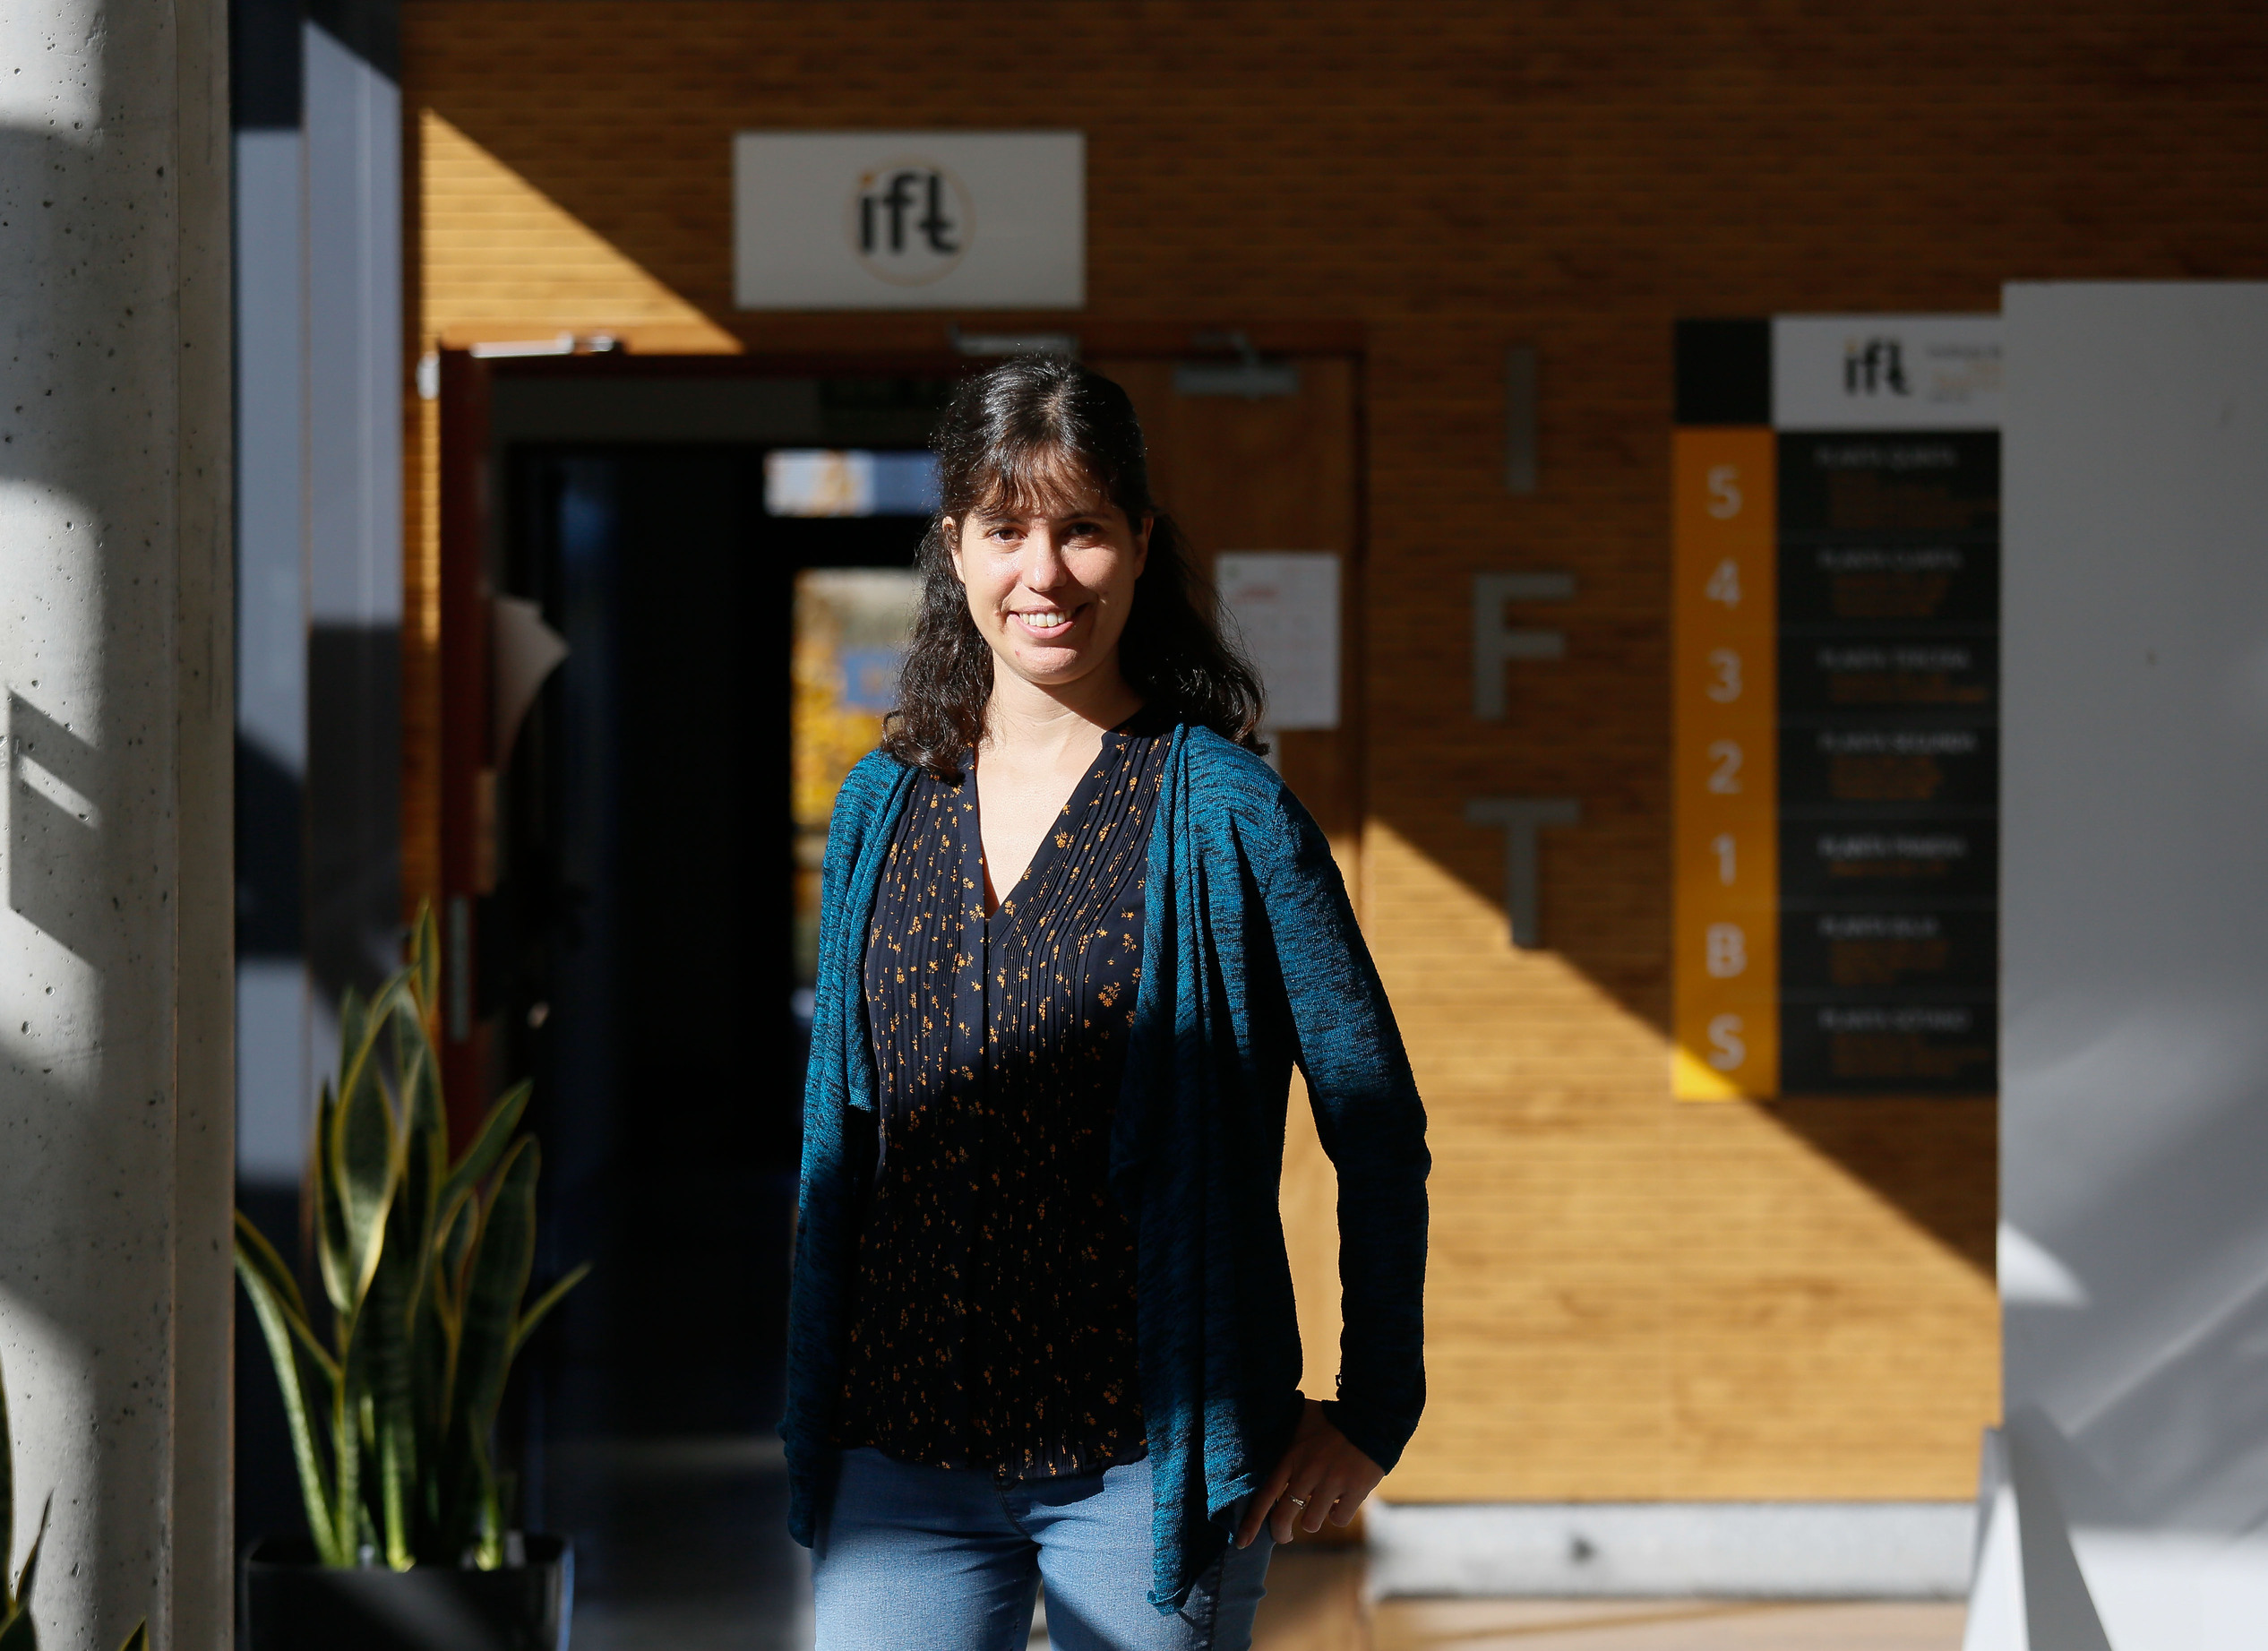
[1776,432,1997,1095]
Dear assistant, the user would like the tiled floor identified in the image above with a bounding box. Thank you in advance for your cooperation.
[543,1438,1967,1651]
[1368,1596,1967,1651]
[1254,1551,1966,1651]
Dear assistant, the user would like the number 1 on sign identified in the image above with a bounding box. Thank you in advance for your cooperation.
[1712,832,1736,885]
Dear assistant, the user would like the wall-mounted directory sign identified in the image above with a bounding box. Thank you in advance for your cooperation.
[1672,315,2000,1099]
[734,131,1084,310]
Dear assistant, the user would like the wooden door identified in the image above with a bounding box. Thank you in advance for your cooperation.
[1095,355,1363,1411]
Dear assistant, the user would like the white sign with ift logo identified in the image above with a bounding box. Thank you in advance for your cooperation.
[733,131,1084,310]
[1771,314,2002,430]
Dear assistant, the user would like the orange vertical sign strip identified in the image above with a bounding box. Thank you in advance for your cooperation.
[1671,429,1778,1100]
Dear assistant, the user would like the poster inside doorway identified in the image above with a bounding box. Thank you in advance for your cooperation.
[1671,315,2001,1100]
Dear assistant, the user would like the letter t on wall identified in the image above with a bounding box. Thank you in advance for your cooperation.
[1465,797,1581,950]
[1473,572,1574,719]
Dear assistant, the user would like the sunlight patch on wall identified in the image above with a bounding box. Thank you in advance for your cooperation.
[1362,814,1666,1105]
[1362,813,1996,1503]
[418,109,738,353]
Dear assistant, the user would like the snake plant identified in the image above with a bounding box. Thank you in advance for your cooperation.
[234,906,588,1570]
[0,1346,148,1649]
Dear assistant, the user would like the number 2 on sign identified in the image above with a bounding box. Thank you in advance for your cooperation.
[1707,740,1742,794]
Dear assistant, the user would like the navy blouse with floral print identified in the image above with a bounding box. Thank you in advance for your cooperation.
[837,712,1169,1480]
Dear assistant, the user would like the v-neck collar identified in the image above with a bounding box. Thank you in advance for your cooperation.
[972,727,1132,927]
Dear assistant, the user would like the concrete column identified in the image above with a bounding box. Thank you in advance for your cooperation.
[0,1,234,1647]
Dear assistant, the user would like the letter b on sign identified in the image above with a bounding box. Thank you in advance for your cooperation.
[1705,923,1747,978]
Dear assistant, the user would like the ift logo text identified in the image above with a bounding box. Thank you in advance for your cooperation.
[851,164,971,286]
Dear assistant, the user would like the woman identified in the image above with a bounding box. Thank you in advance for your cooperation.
[786,356,1429,1651]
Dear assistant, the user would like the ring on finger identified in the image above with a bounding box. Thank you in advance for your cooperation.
[1284,1494,1310,1509]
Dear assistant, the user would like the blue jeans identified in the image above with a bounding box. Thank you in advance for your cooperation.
[812,1447,1273,1651]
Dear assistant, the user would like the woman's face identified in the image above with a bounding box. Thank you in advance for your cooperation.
[948,475,1151,696]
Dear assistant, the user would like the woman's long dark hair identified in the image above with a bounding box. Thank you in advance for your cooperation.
[881,355,1266,779]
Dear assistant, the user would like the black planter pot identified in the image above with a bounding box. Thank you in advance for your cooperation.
[240,1535,573,1651]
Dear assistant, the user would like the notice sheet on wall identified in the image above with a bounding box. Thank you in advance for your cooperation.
[1215,552,1341,732]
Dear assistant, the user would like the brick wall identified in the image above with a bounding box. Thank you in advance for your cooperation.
[402,0,2268,1500]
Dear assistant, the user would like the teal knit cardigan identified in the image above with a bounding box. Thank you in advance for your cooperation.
[784,726,1430,1611]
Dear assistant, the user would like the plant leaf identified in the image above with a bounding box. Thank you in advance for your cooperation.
[233,1214,340,1384]
[410,901,441,1028]
[9,1495,48,1624]
[453,1139,538,1435]
[311,1080,355,1318]
[335,1334,366,1568]
[116,1623,149,1651]
[235,1216,343,1561]
[366,1209,419,1570]
[331,1009,405,1313]
[434,1139,538,1551]
[511,1262,590,1358]
[0,1343,13,1604]
[440,1081,531,1213]
[0,1602,32,1651]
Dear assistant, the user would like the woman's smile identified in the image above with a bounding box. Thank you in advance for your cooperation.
[1007,603,1082,639]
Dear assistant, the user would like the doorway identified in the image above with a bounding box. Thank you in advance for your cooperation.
[436,340,1362,1647]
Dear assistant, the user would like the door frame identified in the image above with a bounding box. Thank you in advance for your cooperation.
[429,325,1370,1138]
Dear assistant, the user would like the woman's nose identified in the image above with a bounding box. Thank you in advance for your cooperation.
[1020,527,1070,587]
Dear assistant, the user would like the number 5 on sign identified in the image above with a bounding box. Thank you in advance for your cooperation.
[1706,465,1742,520]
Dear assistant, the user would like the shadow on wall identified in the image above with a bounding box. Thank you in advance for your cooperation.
[411,56,1995,1281]
[1396,778,1995,1278]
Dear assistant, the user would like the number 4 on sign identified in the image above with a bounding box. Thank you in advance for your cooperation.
[1705,558,1740,606]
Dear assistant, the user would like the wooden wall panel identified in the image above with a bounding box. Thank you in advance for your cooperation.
[402,0,2268,1502]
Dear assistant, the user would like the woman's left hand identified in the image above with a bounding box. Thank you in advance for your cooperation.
[1234,1397,1385,1549]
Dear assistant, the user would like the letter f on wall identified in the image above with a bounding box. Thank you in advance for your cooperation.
[1473,572,1574,719]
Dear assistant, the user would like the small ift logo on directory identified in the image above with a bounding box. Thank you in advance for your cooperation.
[849,162,972,286]
[1843,337,1911,398]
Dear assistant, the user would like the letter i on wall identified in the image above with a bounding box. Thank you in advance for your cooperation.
[1671,321,1779,1099]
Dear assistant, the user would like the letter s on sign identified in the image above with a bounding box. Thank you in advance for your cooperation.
[1706,1013,1746,1071]
[1706,464,1742,520]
